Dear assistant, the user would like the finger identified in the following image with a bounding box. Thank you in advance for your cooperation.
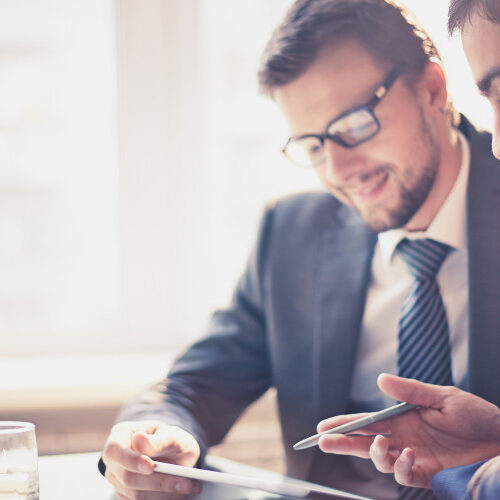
[393,448,416,487]
[317,413,370,432]
[317,414,391,435]
[377,373,451,409]
[105,468,132,499]
[109,466,194,500]
[319,433,375,458]
[120,490,188,500]
[369,435,398,474]
[103,440,155,474]
[132,428,186,459]
[116,468,202,497]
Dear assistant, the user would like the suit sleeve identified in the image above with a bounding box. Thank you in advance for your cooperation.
[431,456,500,500]
[115,204,276,460]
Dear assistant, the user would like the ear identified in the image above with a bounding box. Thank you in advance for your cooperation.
[418,60,449,112]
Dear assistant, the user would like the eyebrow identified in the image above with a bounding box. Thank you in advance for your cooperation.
[477,67,500,96]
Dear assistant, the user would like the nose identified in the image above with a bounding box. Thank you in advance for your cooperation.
[321,138,358,185]
[493,134,500,160]
[492,108,500,160]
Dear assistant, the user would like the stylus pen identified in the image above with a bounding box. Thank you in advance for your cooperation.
[293,401,418,451]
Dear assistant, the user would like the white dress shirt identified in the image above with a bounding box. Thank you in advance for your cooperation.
[349,132,470,409]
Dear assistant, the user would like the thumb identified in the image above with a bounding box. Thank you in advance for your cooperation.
[377,373,448,409]
[131,426,176,459]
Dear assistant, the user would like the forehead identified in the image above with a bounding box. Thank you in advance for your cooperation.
[273,39,386,135]
[461,12,500,87]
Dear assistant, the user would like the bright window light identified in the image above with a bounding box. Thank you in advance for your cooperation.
[0,0,491,361]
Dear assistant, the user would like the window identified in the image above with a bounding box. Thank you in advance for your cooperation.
[0,0,118,356]
[1,0,493,457]
[0,0,492,359]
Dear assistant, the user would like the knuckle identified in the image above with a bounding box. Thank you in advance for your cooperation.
[154,474,175,492]
[395,471,410,486]
[103,441,120,461]
[104,469,116,486]
[121,469,136,488]
[370,453,390,473]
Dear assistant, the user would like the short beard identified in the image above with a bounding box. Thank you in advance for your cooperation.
[359,109,441,233]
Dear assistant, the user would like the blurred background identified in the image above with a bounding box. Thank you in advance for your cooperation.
[0,0,493,470]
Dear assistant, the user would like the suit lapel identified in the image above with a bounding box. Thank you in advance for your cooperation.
[294,206,375,482]
[313,206,377,421]
[464,119,500,404]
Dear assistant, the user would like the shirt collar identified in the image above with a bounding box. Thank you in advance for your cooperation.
[378,131,470,267]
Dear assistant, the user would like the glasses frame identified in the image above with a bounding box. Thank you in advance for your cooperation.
[282,67,402,167]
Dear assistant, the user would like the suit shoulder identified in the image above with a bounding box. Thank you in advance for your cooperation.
[459,114,496,161]
[266,191,342,227]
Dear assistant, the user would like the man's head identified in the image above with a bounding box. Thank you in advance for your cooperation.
[258,0,462,233]
[448,0,500,159]
[259,0,441,96]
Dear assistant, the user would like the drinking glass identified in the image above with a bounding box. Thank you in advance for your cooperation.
[0,422,39,500]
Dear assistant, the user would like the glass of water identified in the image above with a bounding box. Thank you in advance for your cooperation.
[0,422,39,500]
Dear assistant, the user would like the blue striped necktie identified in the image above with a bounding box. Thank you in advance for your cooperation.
[397,238,453,500]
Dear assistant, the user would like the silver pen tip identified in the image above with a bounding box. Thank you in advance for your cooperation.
[293,437,316,451]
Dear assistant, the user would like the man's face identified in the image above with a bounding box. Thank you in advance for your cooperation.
[274,40,448,233]
[462,12,500,159]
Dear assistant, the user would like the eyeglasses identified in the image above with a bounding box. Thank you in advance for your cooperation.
[282,68,402,168]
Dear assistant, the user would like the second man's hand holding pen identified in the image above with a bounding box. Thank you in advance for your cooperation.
[315,373,500,490]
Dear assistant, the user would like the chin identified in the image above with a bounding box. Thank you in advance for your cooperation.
[359,204,414,233]
[367,214,415,233]
[363,218,394,233]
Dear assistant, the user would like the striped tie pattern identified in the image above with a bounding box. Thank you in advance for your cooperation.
[397,238,453,500]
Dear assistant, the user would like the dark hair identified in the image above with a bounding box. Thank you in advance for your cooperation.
[258,0,441,96]
[448,0,500,35]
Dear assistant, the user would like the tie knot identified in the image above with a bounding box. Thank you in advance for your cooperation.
[397,238,452,281]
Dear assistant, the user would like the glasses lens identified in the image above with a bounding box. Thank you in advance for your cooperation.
[327,108,378,147]
[284,136,324,167]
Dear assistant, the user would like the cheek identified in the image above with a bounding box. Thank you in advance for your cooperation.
[313,166,328,187]
[314,168,350,203]
[376,112,430,163]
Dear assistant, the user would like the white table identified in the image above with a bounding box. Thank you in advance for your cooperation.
[38,452,287,499]
[38,452,370,500]
[39,452,115,499]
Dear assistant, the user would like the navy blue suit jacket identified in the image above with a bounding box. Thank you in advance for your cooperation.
[117,117,500,494]
[432,457,500,500]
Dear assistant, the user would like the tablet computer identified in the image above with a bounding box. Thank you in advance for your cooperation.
[153,460,374,500]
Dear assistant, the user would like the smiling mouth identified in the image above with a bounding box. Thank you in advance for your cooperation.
[342,168,390,200]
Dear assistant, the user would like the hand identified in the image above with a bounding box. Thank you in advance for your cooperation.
[317,374,500,489]
[102,420,201,499]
